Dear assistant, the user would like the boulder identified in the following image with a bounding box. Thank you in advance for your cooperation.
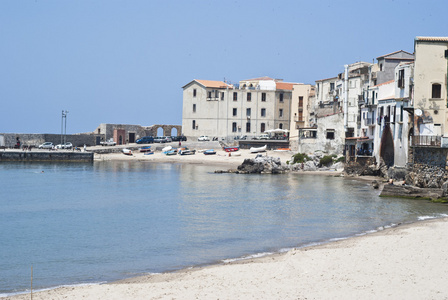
[237,156,288,174]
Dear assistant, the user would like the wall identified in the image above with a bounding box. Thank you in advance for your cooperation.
[0,151,94,162]
[0,133,100,147]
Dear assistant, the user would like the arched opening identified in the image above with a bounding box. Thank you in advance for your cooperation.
[380,125,394,166]
[157,127,164,137]
[171,127,178,136]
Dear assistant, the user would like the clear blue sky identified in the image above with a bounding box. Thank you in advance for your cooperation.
[1,0,446,134]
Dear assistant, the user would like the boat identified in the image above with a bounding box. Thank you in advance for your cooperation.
[250,145,267,153]
[162,146,172,153]
[203,149,216,155]
[229,152,241,156]
[144,151,154,155]
[179,149,196,155]
[223,146,239,152]
[273,148,291,152]
[139,146,152,153]
[122,148,132,155]
[165,150,176,155]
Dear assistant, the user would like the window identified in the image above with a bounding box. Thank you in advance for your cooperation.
[261,123,265,133]
[247,92,251,101]
[221,92,224,100]
[326,129,335,139]
[192,120,196,130]
[193,104,196,113]
[330,82,335,91]
[261,93,266,102]
[193,89,197,97]
[398,69,405,88]
[298,110,303,121]
[279,123,283,129]
[232,122,237,132]
[432,83,442,99]
[279,93,284,102]
[233,92,238,101]
[215,90,219,98]
[246,122,251,133]
[233,108,237,116]
[246,108,251,117]
[279,109,283,118]
[208,91,212,98]
[299,96,303,107]
[261,108,266,117]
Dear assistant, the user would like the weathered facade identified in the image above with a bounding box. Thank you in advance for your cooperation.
[182,77,298,140]
[288,84,314,150]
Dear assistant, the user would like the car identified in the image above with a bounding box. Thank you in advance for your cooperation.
[256,134,270,140]
[163,136,173,143]
[136,136,154,144]
[171,136,187,142]
[38,142,54,149]
[55,142,73,149]
[198,135,210,141]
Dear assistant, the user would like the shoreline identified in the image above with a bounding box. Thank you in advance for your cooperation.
[5,216,448,299]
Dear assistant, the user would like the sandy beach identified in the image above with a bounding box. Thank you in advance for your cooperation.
[5,217,448,300]
[5,145,447,299]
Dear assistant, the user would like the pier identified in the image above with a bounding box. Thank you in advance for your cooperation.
[0,150,94,162]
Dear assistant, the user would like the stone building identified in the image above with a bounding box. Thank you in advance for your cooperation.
[181,77,299,140]
[288,84,314,150]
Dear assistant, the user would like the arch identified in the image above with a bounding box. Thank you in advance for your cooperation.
[380,125,394,166]
[171,127,178,136]
[157,127,164,136]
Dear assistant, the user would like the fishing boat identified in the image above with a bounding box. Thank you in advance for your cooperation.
[250,145,267,153]
[229,152,241,156]
[223,146,239,152]
[203,149,216,155]
[144,151,154,155]
[179,149,196,155]
[122,148,132,155]
[165,150,176,155]
[162,146,172,153]
[139,146,152,153]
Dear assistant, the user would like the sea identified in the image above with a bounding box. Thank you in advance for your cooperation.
[1,160,448,296]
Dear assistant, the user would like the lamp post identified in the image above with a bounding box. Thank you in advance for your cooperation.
[61,110,69,146]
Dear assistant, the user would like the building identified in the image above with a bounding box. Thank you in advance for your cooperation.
[289,84,314,150]
[181,77,299,140]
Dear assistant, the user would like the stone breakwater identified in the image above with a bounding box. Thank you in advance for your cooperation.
[0,151,94,162]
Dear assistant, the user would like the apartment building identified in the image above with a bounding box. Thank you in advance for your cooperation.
[182,77,298,140]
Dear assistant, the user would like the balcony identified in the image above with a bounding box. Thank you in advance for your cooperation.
[412,135,441,147]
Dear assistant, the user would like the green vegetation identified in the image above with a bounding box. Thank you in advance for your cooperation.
[335,156,345,163]
[291,153,310,164]
[319,155,334,167]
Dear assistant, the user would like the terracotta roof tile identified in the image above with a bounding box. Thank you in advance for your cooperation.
[416,36,448,42]
[195,80,231,89]
[276,82,295,90]
[372,79,394,88]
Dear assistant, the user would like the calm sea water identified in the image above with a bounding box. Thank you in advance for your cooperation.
[1,161,448,295]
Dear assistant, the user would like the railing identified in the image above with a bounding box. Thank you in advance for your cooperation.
[412,135,441,147]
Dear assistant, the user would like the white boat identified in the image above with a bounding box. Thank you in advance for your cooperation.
[229,152,241,156]
[122,148,132,155]
[162,146,172,153]
[250,145,267,153]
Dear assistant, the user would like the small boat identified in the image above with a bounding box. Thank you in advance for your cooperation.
[179,149,196,155]
[139,146,152,153]
[162,146,172,153]
[229,152,241,156]
[203,149,216,155]
[165,150,176,155]
[144,151,154,155]
[250,145,267,153]
[122,148,132,155]
[223,146,239,152]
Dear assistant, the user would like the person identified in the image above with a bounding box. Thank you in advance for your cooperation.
[179,141,181,147]
[83,144,86,152]
[388,179,394,185]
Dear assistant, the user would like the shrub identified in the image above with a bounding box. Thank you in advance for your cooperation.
[291,153,310,164]
[335,156,345,163]
[319,155,334,166]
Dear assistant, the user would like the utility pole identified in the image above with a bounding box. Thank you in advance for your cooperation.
[61,110,69,146]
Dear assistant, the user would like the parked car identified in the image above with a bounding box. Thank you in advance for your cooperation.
[198,135,210,141]
[136,136,154,144]
[171,136,187,142]
[38,142,54,149]
[154,136,172,143]
[163,136,173,143]
[256,134,270,140]
[55,142,73,149]
[100,138,116,146]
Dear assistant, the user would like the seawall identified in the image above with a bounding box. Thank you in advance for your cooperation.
[0,151,94,162]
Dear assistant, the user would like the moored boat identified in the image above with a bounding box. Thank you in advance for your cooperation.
[139,146,152,153]
[165,150,176,155]
[179,149,196,155]
[250,145,267,153]
[273,148,291,152]
[223,146,239,152]
[122,148,132,155]
[203,149,216,155]
[162,146,172,153]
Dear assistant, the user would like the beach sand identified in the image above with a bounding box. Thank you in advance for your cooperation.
[7,218,448,300]
[6,146,446,299]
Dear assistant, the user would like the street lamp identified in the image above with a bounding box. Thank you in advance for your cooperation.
[61,110,69,146]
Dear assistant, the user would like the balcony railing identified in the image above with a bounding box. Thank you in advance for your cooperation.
[412,135,441,147]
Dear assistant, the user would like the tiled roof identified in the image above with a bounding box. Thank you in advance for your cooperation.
[195,80,231,88]
[276,82,295,90]
[372,79,394,88]
[416,36,448,42]
[315,77,338,82]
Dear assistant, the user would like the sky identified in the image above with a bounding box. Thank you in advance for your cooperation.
[1,0,447,134]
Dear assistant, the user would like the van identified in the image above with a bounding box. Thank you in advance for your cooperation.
[136,136,154,144]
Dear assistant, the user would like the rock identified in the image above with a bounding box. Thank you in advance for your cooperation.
[380,184,444,200]
[372,180,379,189]
[237,156,289,174]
